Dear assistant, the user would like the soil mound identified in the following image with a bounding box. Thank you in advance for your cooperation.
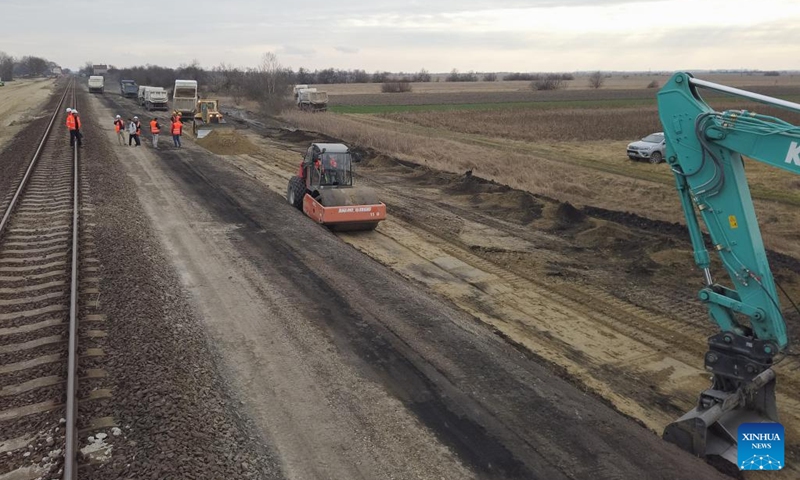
[471,190,543,224]
[196,130,260,155]
[361,154,399,169]
[446,170,511,195]
[554,202,587,226]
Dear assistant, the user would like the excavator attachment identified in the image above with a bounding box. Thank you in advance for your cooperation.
[303,188,386,231]
[664,345,779,464]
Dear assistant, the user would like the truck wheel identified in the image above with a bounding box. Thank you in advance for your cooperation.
[649,152,663,164]
[287,176,306,210]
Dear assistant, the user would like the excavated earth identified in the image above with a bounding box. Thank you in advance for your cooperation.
[81,91,745,479]
[3,82,793,479]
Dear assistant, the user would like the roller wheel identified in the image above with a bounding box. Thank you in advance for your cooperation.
[287,176,306,210]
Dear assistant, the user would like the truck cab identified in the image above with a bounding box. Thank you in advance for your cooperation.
[120,79,138,98]
[88,76,104,94]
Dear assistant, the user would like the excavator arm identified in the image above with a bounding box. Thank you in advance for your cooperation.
[657,72,799,464]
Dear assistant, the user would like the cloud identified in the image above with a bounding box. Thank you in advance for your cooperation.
[0,0,798,72]
[334,46,359,54]
[277,45,317,56]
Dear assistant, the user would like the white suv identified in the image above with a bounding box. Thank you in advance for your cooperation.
[627,132,665,164]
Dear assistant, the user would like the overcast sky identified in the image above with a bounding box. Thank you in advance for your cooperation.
[2,0,799,72]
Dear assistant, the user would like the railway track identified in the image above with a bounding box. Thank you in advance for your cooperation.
[0,79,83,479]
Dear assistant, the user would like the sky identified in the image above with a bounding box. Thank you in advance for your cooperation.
[2,0,799,72]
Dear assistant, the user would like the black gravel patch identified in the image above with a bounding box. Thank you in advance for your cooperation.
[77,91,283,479]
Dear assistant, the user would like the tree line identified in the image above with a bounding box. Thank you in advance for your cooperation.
[0,51,57,80]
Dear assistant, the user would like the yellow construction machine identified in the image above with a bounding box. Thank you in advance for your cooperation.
[192,99,232,138]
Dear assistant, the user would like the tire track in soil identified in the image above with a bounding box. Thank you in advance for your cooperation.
[218,126,800,478]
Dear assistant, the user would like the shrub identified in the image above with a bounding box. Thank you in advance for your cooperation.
[531,74,566,91]
[646,80,660,89]
[381,81,412,93]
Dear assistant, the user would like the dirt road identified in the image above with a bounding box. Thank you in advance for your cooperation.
[82,90,739,478]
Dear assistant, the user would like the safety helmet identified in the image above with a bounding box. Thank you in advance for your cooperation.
[115,115,121,119]
[133,116,138,120]
[72,110,78,115]
[66,107,72,113]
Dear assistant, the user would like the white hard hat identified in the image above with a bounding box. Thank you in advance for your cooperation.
[66,107,72,113]
[115,115,120,118]
[72,110,78,115]
[133,116,138,119]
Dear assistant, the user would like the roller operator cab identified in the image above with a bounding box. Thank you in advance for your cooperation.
[287,143,386,231]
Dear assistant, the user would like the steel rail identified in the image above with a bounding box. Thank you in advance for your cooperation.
[64,79,79,480]
[0,79,72,237]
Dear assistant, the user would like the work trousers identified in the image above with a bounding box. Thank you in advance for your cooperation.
[172,134,181,147]
[152,133,159,148]
[69,129,82,147]
[117,130,125,145]
[129,133,140,146]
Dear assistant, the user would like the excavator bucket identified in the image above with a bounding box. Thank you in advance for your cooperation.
[303,187,386,231]
[663,369,779,465]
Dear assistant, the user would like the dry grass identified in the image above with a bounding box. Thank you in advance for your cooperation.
[385,107,662,141]
[383,101,800,142]
[312,73,800,96]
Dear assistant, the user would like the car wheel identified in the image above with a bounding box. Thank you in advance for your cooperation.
[649,152,663,164]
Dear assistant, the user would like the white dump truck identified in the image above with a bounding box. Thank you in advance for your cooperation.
[296,88,328,112]
[172,79,198,117]
[137,85,150,105]
[88,75,104,94]
[144,87,169,111]
[293,84,308,99]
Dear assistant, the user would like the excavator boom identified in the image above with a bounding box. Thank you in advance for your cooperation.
[658,72,799,464]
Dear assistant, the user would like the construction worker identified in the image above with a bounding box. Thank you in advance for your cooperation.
[113,115,125,146]
[171,117,183,147]
[66,108,82,147]
[149,117,161,148]
[127,116,141,146]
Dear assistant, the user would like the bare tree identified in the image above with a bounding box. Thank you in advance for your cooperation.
[251,52,293,114]
[588,71,604,89]
[0,51,14,80]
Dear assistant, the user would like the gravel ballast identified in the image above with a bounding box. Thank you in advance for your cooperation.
[76,88,282,479]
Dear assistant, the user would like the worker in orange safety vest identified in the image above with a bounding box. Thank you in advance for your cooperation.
[66,108,82,147]
[113,115,125,146]
[149,117,161,149]
[171,118,183,148]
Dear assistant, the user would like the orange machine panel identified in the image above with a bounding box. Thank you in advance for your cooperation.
[303,194,386,225]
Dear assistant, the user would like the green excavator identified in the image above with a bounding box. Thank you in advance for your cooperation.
[658,72,800,466]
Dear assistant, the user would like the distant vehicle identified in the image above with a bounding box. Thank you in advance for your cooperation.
[137,85,149,104]
[92,64,108,76]
[627,132,665,164]
[172,79,198,118]
[120,79,138,98]
[296,88,328,112]
[293,84,308,99]
[143,87,169,111]
[88,76,104,94]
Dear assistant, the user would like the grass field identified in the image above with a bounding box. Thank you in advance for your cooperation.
[281,75,800,259]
